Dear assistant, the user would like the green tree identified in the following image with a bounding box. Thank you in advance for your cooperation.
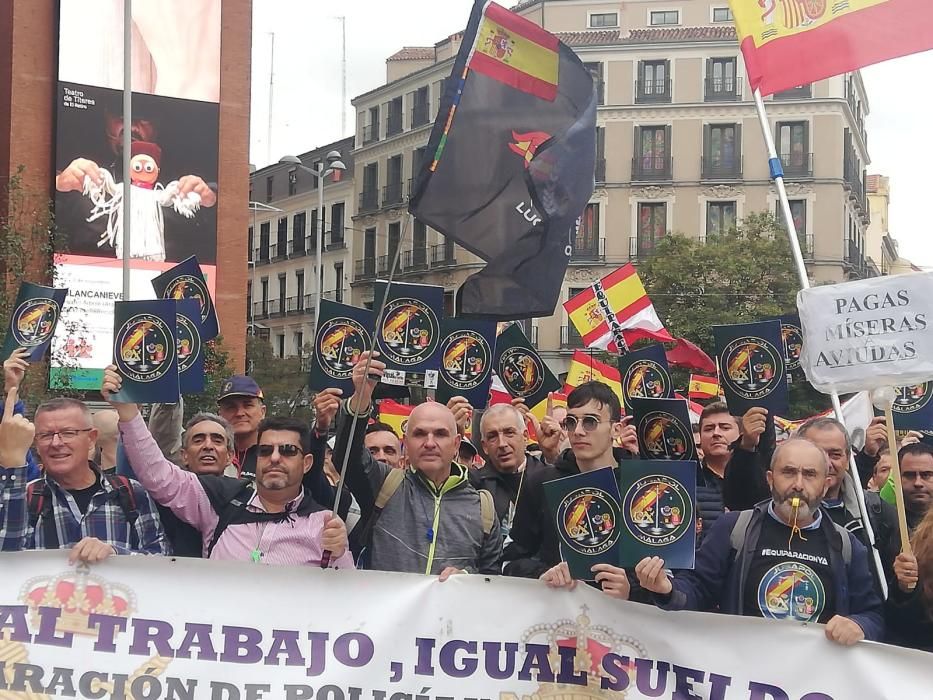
[182,336,234,422]
[638,212,831,418]
[246,336,312,422]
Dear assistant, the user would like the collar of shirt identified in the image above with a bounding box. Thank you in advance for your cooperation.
[246,487,305,513]
[767,501,822,531]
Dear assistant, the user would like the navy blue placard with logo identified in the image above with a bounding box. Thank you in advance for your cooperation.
[1,282,68,362]
[493,323,561,409]
[112,300,179,403]
[436,317,497,408]
[151,256,219,341]
[309,300,374,394]
[771,314,804,382]
[542,467,623,581]
[374,280,444,389]
[616,343,673,412]
[618,460,696,569]
[630,397,698,462]
[175,299,205,395]
[713,320,788,416]
[874,382,933,431]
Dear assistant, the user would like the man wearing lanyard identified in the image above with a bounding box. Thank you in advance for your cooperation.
[103,367,352,566]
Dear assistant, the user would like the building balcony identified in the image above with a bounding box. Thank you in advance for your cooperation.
[323,288,346,304]
[571,237,605,262]
[411,102,430,128]
[254,248,269,265]
[386,114,403,137]
[359,189,379,213]
[288,239,307,257]
[362,123,379,145]
[560,325,585,350]
[595,158,606,183]
[704,77,741,102]
[635,79,671,104]
[377,254,392,276]
[383,182,404,207]
[302,293,317,312]
[304,234,317,253]
[529,324,539,349]
[403,247,429,271]
[253,301,269,320]
[701,156,743,180]
[285,295,310,316]
[632,155,673,182]
[267,298,284,318]
[430,242,456,267]
[355,258,376,281]
[778,152,813,179]
[325,229,346,251]
[843,154,865,208]
[269,243,285,262]
[773,84,811,100]
[845,238,868,277]
[629,236,661,260]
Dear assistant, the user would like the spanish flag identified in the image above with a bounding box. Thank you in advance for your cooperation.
[688,374,720,401]
[377,400,413,440]
[563,350,623,408]
[730,0,933,97]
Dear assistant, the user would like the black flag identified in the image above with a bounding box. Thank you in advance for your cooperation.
[409,0,596,320]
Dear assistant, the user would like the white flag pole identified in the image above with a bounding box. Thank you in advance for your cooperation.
[751,87,887,597]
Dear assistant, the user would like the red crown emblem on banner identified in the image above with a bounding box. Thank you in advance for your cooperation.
[19,565,136,636]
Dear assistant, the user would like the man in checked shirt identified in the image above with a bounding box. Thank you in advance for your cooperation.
[0,387,168,560]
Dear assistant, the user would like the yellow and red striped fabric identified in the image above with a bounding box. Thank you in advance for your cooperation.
[730,0,933,96]
[563,350,623,407]
[377,400,413,439]
[688,374,720,400]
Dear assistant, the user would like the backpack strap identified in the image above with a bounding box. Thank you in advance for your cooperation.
[26,480,58,548]
[375,469,406,510]
[729,509,754,552]
[829,520,853,566]
[103,473,140,551]
[205,481,256,559]
[478,489,495,536]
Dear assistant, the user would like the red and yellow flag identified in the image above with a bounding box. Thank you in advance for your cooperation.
[563,350,623,407]
[377,399,413,439]
[688,374,720,400]
[730,0,933,96]
[469,2,560,101]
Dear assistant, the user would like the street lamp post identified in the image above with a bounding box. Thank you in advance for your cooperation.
[279,152,346,331]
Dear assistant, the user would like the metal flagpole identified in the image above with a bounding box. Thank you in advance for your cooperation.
[751,87,887,596]
[121,0,132,301]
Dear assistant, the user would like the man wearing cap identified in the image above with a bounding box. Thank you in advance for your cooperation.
[217,375,267,480]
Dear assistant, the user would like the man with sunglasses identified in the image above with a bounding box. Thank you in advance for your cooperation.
[0,388,168,559]
[503,381,643,600]
[102,368,352,566]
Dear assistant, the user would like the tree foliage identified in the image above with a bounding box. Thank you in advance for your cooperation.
[246,337,313,422]
[638,212,831,418]
[182,337,234,422]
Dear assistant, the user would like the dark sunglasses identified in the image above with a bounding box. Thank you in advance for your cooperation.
[257,443,302,458]
[560,415,602,433]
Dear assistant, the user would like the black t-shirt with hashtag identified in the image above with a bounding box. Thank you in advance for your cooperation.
[743,514,837,624]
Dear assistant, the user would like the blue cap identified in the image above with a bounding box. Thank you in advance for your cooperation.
[217,375,264,403]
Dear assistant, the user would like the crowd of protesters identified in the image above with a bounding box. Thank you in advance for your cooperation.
[2,346,932,653]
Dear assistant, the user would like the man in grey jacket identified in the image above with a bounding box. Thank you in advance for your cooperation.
[332,351,502,578]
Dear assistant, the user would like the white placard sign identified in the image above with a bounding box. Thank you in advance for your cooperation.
[797,271,933,393]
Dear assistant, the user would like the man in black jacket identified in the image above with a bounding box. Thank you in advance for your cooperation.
[694,402,740,542]
[503,381,645,601]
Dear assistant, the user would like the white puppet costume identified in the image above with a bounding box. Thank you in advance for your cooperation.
[83,140,202,261]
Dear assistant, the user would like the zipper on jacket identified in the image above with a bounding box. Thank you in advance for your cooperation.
[425,491,443,575]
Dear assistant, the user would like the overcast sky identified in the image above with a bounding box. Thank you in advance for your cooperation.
[249,0,932,267]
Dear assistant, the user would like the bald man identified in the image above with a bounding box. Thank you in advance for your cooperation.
[332,352,502,577]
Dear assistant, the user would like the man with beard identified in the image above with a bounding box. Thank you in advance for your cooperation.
[636,438,884,644]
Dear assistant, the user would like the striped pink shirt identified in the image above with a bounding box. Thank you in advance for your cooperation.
[119,413,354,568]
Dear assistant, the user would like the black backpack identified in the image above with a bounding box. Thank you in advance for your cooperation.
[26,473,140,550]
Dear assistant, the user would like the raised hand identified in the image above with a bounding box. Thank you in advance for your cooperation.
[0,388,35,467]
[3,348,30,392]
[100,365,140,421]
[313,388,343,433]
[635,556,673,595]
[740,407,769,450]
[349,351,385,416]
[446,396,473,435]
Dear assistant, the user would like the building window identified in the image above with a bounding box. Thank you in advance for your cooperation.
[361,163,379,212]
[411,86,430,127]
[636,203,667,256]
[386,96,403,136]
[706,57,738,100]
[265,176,273,202]
[634,125,671,180]
[589,12,618,27]
[703,123,741,179]
[776,121,811,177]
[277,335,285,359]
[573,203,600,259]
[649,10,679,26]
[412,219,428,268]
[712,7,733,22]
[334,262,344,303]
[595,126,606,182]
[636,60,671,103]
[276,217,287,258]
[288,169,297,196]
[583,62,605,105]
[259,222,270,261]
[330,202,345,245]
[296,270,305,310]
[248,226,254,262]
[706,201,737,238]
[777,199,808,240]
[388,222,401,264]
[295,331,304,356]
[293,212,306,253]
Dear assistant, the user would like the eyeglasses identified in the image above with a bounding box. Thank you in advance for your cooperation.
[35,429,94,444]
[256,443,302,458]
[902,471,933,482]
[560,415,602,433]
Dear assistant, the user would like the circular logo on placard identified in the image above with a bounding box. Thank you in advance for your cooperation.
[11,298,60,348]
[440,330,491,391]
[893,383,933,414]
[175,314,201,373]
[637,411,692,460]
[757,561,825,622]
[721,336,784,401]
[623,474,692,546]
[164,274,211,324]
[556,487,621,556]
[780,322,804,373]
[622,360,669,401]
[316,317,371,380]
[379,298,439,366]
[498,347,544,398]
[114,314,175,383]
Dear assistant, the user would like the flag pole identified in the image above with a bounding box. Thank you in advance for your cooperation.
[751,87,887,596]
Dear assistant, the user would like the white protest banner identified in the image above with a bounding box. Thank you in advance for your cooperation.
[0,552,929,700]
[797,271,933,393]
